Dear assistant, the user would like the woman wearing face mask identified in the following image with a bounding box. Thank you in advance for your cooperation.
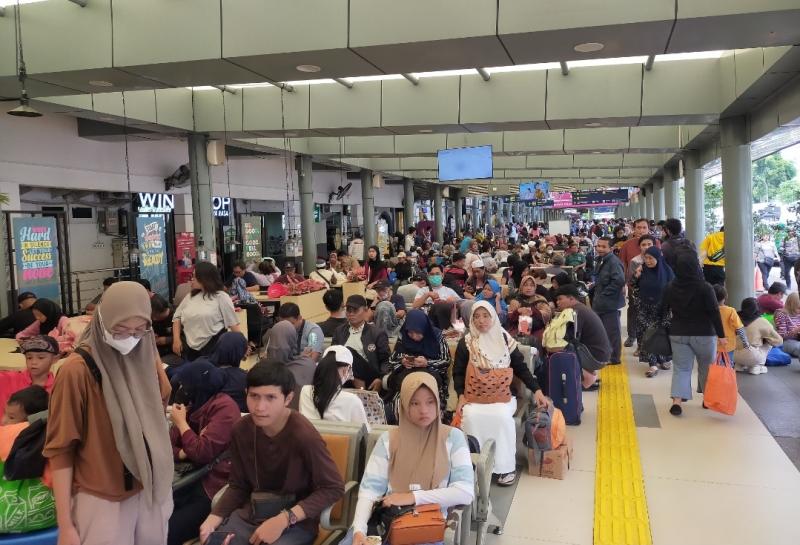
[299,345,369,427]
[168,360,240,545]
[16,298,74,353]
[347,374,474,545]
[453,302,546,486]
[387,310,451,422]
[43,282,173,545]
[365,245,388,289]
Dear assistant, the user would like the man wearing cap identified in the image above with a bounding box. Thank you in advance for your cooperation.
[310,258,345,287]
[0,292,38,338]
[275,261,306,284]
[331,295,390,392]
[393,252,413,285]
[464,240,482,274]
[370,280,407,337]
[0,335,59,420]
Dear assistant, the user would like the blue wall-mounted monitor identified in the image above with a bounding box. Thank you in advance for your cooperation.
[437,145,493,181]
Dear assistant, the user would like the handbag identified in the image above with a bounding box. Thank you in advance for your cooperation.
[641,325,672,357]
[368,504,446,545]
[464,362,513,404]
[763,256,775,268]
[344,388,388,425]
[704,351,737,415]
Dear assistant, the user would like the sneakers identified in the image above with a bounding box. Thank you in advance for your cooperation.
[624,337,635,348]
[645,366,658,378]
[735,364,747,373]
[760,365,768,374]
[748,365,761,375]
[496,472,516,486]
[659,360,672,370]
[669,404,682,416]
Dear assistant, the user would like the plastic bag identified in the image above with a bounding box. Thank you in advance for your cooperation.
[704,351,737,415]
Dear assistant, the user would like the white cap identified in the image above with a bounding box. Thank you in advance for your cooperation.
[472,259,485,268]
[527,241,536,248]
[323,345,353,365]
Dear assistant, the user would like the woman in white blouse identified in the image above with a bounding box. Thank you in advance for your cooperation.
[299,346,369,429]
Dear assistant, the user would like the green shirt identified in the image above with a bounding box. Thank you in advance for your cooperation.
[565,253,586,267]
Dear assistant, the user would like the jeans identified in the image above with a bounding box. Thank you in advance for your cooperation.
[782,339,800,358]
[782,257,798,289]
[598,310,622,364]
[669,335,718,401]
[757,261,773,291]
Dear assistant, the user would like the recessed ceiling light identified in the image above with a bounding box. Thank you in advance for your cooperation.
[88,80,114,87]
[591,151,602,154]
[574,42,605,53]
[418,129,434,134]
[295,64,321,73]
[585,122,603,128]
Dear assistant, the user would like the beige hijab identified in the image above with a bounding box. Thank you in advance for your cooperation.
[77,281,173,507]
[389,373,451,492]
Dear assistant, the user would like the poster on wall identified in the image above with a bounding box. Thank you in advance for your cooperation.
[12,216,61,301]
[241,215,263,262]
[175,232,195,285]
[136,216,169,298]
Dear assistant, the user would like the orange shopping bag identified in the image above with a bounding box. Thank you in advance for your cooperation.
[704,351,738,415]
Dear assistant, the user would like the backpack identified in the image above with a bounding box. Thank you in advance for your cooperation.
[4,418,47,480]
[522,399,565,452]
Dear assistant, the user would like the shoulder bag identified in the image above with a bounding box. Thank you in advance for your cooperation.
[368,504,446,545]
[641,324,672,358]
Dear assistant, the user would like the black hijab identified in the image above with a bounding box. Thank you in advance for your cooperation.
[738,298,761,327]
[31,299,64,335]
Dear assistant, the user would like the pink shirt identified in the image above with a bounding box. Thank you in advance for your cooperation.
[15,316,74,353]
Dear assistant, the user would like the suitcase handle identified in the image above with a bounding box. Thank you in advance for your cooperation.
[561,373,567,404]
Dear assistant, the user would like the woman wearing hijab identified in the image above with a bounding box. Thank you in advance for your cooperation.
[364,245,388,289]
[475,279,508,325]
[16,298,73,353]
[43,282,173,545]
[299,345,369,427]
[207,331,249,411]
[168,361,240,545]
[348,374,474,545]
[387,310,451,421]
[660,253,726,416]
[734,298,783,374]
[632,247,675,377]
[507,275,550,341]
[453,302,546,485]
[261,320,316,409]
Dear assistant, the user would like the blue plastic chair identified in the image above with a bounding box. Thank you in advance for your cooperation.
[0,528,58,545]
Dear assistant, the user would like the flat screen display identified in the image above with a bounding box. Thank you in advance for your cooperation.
[518,181,550,202]
[437,145,493,181]
[572,188,629,206]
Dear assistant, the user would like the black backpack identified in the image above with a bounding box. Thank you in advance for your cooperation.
[4,417,47,480]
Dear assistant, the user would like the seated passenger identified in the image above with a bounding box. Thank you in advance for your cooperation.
[151,293,175,361]
[85,277,118,314]
[199,364,345,545]
[168,361,241,545]
[0,385,55,534]
[262,321,316,408]
[0,335,58,421]
[16,299,73,353]
[774,293,800,360]
[734,298,783,374]
[299,346,369,427]
[318,289,349,338]
[413,264,461,331]
[370,280,407,338]
[757,282,787,316]
[208,332,249,412]
[274,261,305,285]
[0,291,37,338]
[506,276,550,340]
[453,301,546,486]
[332,295,390,392]
[386,310,451,421]
[348,373,474,545]
[474,279,508,325]
[273,303,324,362]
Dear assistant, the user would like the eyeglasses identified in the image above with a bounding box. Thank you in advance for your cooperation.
[109,327,152,340]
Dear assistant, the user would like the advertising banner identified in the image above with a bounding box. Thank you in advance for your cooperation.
[241,215,263,261]
[12,216,61,301]
[175,232,195,285]
[550,192,574,208]
[136,216,169,298]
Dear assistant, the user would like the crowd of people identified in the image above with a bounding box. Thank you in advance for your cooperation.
[2,214,800,544]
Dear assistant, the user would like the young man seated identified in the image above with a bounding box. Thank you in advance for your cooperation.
[0,335,59,421]
[331,295,390,392]
[273,303,325,362]
[318,289,348,338]
[199,364,344,545]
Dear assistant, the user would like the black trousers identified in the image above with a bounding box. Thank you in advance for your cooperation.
[702,264,726,286]
[598,310,622,364]
[782,257,798,289]
[168,481,212,545]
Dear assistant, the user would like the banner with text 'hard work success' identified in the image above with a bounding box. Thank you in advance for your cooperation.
[137,216,169,299]
[12,216,61,301]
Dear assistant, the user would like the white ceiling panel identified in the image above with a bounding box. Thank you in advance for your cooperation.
[460,71,546,126]
[382,77,460,128]
[310,81,382,130]
[241,86,310,133]
[564,127,630,151]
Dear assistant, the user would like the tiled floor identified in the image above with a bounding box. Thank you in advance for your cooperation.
[490,341,800,545]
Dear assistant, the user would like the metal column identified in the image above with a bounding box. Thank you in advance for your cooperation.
[454,189,464,236]
[403,178,415,233]
[188,134,216,255]
[432,184,444,244]
[644,184,654,220]
[684,152,705,244]
[361,169,375,249]
[653,179,665,221]
[664,167,680,219]
[297,155,317,275]
[720,116,754,306]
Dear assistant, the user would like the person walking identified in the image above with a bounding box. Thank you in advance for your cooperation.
[592,237,626,365]
[699,226,726,286]
[779,229,799,290]
[660,254,726,416]
[755,234,779,292]
[632,247,674,377]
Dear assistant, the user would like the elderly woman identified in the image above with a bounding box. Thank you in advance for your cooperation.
[453,301,546,486]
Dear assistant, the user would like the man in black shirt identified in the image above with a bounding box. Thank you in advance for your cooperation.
[0,292,37,338]
[318,289,348,337]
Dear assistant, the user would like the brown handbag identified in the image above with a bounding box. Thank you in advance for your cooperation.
[464,362,513,404]
[386,504,446,545]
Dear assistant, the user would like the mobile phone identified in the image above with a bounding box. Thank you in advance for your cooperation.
[205,532,233,545]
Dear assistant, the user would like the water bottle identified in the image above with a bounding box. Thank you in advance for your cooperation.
[308,331,318,350]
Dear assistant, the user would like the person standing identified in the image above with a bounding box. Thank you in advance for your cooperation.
[699,226,726,286]
[632,247,674,377]
[660,254,726,416]
[618,219,657,347]
[660,218,697,271]
[592,237,626,365]
[755,234,780,292]
[779,229,799,290]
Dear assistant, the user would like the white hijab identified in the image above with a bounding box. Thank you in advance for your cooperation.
[465,300,516,369]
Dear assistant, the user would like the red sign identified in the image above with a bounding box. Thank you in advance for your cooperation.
[175,232,196,284]
[550,192,573,208]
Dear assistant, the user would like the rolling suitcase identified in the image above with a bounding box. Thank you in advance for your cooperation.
[547,351,582,425]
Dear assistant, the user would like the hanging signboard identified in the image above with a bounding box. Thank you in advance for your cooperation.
[136,216,169,298]
[175,232,195,285]
[12,216,61,301]
[241,215,263,261]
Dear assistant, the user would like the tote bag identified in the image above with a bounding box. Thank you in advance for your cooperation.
[704,351,738,416]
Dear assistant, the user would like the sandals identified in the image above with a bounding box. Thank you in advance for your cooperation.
[496,472,516,487]
[645,366,658,378]
[659,361,672,370]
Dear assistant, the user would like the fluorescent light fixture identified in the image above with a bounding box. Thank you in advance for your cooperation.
[585,122,603,128]
[488,63,560,73]
[283,79,335,86]
[0,0,48,6]
[88,80,114,87]
[569,56,648,68]
[656,51,725,62]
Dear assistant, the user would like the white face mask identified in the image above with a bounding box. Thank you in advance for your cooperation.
[102,329,141,355]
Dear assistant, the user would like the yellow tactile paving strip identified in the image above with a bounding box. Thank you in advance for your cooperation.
[594,361,652,545]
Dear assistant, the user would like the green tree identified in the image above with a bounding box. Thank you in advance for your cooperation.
[704,180,723,233]
[752,152,798,203]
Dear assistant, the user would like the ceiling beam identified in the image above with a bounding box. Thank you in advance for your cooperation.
[68,0,89,7]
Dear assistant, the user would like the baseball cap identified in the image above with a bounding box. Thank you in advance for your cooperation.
[345,295,368,310]
[316,259,327,269]
[397,252,407,258]
[373,280,391,290]
[284,261,296,269]
[555,284,580,299]
[17,292,36,304]
[323,345,354,366]
[411,271,428,282]
[20,335,59,355]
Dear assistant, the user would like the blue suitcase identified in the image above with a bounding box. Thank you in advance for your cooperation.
[548,351,582,425]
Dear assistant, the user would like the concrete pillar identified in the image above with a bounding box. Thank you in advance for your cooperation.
[720,116,754,306]
[0,182,21,315]
[664,167,680,219]
[454,189,464,236]
[684,152,705,245]
[361,169,375,249]
[188,134,216,258]
[297,155,317,275]
[653,179,666,221]
[644,184,654,220]
[403,178,415,233]
[432,184,444,244]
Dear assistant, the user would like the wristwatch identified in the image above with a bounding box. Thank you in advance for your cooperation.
[283,509,298,528]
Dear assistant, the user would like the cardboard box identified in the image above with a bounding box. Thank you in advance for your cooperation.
[527,436,573,479]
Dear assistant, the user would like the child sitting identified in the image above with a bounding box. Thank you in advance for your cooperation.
[0,385,55,533]
[0,335,60,421]
[714,285,752,365]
